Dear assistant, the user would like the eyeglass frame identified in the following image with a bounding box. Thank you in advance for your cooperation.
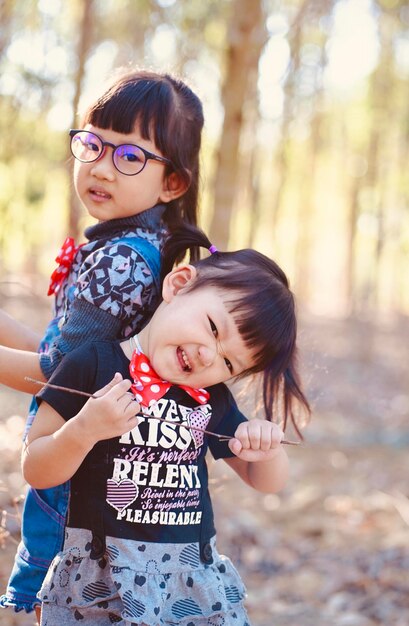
[69,129,173,176]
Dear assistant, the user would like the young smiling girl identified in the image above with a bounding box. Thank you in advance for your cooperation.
[0,68,204,618]
[19,225,309,625]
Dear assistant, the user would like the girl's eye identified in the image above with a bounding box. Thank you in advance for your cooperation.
[84,140,99,153]
[209,317,232,373]
[209,318,218,337]
[122,151,142,163]
[116,146,144,163]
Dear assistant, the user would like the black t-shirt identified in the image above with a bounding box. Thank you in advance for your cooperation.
[38,341,247,544]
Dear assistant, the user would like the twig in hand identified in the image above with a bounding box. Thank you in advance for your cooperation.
[25,377,97,399]
[25,377,300,445]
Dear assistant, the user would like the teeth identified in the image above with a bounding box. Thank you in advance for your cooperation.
[181,348,191,371]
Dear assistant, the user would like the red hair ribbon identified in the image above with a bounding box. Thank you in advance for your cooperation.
[129,350,210,407]
[48,237,83,296]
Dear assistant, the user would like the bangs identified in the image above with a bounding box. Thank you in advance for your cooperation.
[227,292,297,377]
[84,76,175,155]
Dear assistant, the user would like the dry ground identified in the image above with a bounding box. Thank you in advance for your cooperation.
[0,284,408,626]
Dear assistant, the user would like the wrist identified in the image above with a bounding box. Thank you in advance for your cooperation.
[64,412,97,452]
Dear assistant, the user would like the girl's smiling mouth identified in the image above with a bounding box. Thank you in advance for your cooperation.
[177,346,192,372]
[89,186,112,201]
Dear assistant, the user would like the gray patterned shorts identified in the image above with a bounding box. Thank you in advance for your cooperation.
[38,528,252,625]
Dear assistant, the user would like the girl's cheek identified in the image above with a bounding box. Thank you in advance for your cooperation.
[72,162,82,188]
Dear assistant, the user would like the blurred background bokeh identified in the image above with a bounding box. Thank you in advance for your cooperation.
[1,1,409,625]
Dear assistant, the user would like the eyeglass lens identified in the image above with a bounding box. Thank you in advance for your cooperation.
[70,131,147,175]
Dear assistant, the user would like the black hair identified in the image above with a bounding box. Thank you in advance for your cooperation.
[82,69,204,241]
[161,225,310,437]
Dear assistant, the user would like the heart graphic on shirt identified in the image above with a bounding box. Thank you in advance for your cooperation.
[106,479,139,513]
[188,410,210,449]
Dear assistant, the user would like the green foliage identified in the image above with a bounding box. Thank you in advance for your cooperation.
[0,0,408,316]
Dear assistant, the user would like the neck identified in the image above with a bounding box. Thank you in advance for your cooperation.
[137,325,150,357]
[122,331,147,361]
[122,325,150,357]
[129,334,143,354]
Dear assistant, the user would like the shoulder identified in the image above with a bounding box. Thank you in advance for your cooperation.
[205,383,246,431]
[79,236,160,282]
[73,237,162,308]
[39,341,127,410]
[54,340,124,373]
[206,385,247,460]
[207,382,236,410]
[81,236,157,264]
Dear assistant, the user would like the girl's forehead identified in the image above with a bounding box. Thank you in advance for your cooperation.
[191,283,243,308]
[187,285,242,328]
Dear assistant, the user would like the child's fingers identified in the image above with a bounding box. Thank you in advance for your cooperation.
[228,438,243,456]
[93,372,124,398]
[247,421,262,449]
[234,422,250,450]
[122,394,141,419]
[233,420,284,453]
[246,421,279,450]
[99,377,135,405]
[258,423,283,450]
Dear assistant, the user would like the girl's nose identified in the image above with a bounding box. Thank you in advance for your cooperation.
[90,151,115,181]
[198,344,217,368]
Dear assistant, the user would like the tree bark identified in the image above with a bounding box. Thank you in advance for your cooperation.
[68,0,95,239]
[208,0,267,248]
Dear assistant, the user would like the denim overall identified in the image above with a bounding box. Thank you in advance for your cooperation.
[0,237,160,612]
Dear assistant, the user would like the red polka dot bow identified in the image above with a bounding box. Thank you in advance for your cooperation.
[129,350,210,407]
[48,237,83,296]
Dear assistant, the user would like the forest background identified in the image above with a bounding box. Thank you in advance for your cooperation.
[0,0,409,625]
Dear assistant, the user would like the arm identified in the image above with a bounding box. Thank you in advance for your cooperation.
[0,309,41,350]
[22,373,141,489]
[224,419,289,494]
[0,345,44,393]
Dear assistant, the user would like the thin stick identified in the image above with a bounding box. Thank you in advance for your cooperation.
[25,377,300,445]
[26,378,97,399]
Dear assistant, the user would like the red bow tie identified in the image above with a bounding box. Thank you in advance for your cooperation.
[48,237,83,296]
[129,351,210,407]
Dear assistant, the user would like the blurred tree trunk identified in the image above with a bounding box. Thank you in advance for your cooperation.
[0,0,14,58]
[270,4,305,239]
[68,0,95,239]
[371,18,395,313]
[393,81,409,313]
[293,108,322,301]
[272,0,334,244]
[293,39,328,301]
[246,93,262,248]
[233,60,262,249]
[345,171,361,315]
[357,19,393,315]
[208,0,268,249]
[0,0,15,256]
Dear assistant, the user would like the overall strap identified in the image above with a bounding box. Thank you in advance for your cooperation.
[118,236,161,292]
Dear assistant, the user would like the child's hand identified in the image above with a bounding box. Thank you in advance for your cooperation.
[228,419,284,462]
[75,373,141,446]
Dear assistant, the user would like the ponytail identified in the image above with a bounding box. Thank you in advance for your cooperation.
[160,223,212,280]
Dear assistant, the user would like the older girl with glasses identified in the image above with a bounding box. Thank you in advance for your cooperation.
[0,68,204,622]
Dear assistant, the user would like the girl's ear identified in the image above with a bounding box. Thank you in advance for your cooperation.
[162,264,197,302]
[159,171,190,202]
